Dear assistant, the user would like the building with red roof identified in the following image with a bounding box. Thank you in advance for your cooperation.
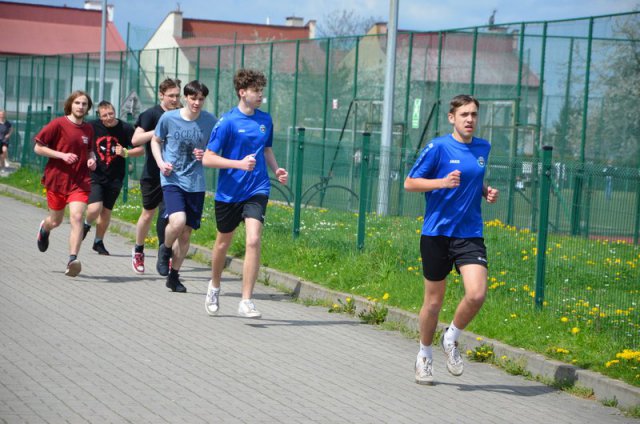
[0,1,125,56]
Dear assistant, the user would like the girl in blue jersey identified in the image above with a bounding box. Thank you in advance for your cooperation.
[203,69,288,319]
[405,95,499,385]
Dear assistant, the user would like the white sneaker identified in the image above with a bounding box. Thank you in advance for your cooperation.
[415,357,434,385]
[205,281,220,316]
[441,331,464,376]
[237,299,261,318]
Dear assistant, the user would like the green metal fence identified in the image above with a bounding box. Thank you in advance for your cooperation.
[1,12,638,346]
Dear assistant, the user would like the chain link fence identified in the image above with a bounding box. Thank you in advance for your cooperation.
[1,12,638,346]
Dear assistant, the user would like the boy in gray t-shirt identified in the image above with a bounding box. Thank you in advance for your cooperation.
[150,80,217,293]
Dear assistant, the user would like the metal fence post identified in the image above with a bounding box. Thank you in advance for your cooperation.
[21,105,32,167]
[357,132,371,250]
[634,170,640,245]
[292,127,305,239]
[535,145,553,309]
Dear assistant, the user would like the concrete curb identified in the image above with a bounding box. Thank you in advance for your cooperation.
[2,182,638,410]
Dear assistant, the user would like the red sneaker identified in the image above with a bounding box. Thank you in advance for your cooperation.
[132,248,145,274]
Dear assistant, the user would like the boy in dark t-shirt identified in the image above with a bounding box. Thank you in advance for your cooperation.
[130,78,181,274]
[83,101,143,255]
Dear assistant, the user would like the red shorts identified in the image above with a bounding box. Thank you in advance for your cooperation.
[46,189,89,211]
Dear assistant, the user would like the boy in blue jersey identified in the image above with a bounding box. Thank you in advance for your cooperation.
[405,95,499,385]
[151,80,217,293]
[203,69,288,318]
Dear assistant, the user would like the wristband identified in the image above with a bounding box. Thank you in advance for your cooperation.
[122,148,129,158]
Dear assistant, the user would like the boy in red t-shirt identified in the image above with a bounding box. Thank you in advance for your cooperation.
[34,91,97,277]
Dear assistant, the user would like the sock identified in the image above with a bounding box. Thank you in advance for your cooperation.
[94,237,102,244]
[40,224,49,235]
[417,342,432,361]
[169,268,179,278]
[135,244,144,253]
[84,220,90,227]
[69,254,78,263]
[444,323,462,346]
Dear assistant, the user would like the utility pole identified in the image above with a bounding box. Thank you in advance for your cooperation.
[98,0,107,102]
[376,0,399,215]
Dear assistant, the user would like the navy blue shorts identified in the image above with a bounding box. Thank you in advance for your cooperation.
[420,236,487,281]
[162,185,205,230]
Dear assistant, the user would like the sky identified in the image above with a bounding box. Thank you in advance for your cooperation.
[12,0,639,42]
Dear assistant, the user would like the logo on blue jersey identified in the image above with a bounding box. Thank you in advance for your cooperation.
[259,124,266,133]
[450,159,460,164]
[477,156,486,167]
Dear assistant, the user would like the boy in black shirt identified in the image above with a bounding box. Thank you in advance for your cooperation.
[83,101,143,254]
[130,78,181,273]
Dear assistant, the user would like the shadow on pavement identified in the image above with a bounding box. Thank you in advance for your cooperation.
[437,381,557,397]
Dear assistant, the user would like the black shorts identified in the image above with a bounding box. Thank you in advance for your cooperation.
[0,142,8,151]
[88,181,123,210]
[215,194,268,234]
[140,179,164,210]
[420,236,488,281]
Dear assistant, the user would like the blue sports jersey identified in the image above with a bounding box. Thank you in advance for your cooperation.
[206,107,273,202]
[155,109,217,192]
[408,133,491,238]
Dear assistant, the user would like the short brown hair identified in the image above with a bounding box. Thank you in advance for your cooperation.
[159,78,181,95]
[97,100,114,111]
[449,94,479,114]
[233,69,266,99]
[63,91,92,116]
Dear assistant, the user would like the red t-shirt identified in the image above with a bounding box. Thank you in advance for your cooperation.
[35,116,94,194]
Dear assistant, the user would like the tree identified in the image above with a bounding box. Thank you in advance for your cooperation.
[316,9,383,38]
[596,13,640,166]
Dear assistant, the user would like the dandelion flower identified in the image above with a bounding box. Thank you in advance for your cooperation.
[571,327,580,335]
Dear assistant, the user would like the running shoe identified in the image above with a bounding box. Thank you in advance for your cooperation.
[132,248,144,274]
[441,329,464,376]
[238,299,261,318]
[37,220,50,252]
[415,357,434,385]
[205,281,220,316]
[92,240,110,255]
[65,259,81,277]
[166,272,186,293]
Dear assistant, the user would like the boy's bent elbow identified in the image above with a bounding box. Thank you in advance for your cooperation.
[404,178,417,192]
